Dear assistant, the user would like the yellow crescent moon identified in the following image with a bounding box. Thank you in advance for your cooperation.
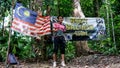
[16,6,24,17]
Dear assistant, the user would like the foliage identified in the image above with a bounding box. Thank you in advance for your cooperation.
[46,43,53,59]
[10,34,36,59]
[0,0,12,18]
[83,0,120,55]
[88,38,118,55]
[1,0,120,62]
[0,29,8,61]
[65,41,75,61]
[0,29,36,61]
[112,1,120,54]
[80,0,95,17]
[45,41,75,61]
[42,0,73,16]
[0,44,7,62]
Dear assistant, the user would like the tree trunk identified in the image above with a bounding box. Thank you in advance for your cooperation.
[73,0,92,56]
[57,0,60,16]
[2,17,4,36]
[73,0,85,18]
[46,5,51,16]
[93,0,99,17]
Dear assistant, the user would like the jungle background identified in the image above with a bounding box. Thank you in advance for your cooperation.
[0,0,120,68]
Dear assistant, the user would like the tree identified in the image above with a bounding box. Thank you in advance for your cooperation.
[73,0,93,56]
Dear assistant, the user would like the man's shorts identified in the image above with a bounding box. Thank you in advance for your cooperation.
[53,36,66,54]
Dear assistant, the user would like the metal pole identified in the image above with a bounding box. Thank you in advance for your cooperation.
[5,0,15,68]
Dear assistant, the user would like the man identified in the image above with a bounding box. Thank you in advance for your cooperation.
[53,16,66,67]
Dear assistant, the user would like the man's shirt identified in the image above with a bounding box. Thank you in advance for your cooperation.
[53,22,66,36]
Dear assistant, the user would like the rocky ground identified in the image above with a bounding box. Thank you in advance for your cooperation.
[1,54,120,68]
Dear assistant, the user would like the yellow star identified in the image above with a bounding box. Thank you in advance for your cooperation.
[24,10,30,17]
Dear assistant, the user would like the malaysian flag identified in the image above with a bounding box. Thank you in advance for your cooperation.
[11,3,51,37]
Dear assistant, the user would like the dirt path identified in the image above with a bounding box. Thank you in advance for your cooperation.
[2,63,120,68]
[1,63,120,68]
[1,54,120,68]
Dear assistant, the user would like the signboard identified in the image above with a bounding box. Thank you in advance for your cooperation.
[51,16,106,41]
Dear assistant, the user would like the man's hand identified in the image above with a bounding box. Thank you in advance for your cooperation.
[53,28,58,32]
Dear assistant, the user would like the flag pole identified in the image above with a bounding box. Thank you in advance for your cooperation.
[5,0,15,68]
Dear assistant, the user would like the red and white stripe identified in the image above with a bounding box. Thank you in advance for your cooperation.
[11,15,51,37]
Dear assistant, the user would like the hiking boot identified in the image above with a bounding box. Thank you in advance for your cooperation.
[61,61,66,67]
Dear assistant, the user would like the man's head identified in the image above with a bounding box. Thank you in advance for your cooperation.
[57,16,63,23]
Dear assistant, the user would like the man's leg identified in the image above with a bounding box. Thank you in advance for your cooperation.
[53,37,58,67]
[53,53,57,67]
[53,53,57,62]
[61,54,66,67]
[61,54,65,62]
[60,43,66,66]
